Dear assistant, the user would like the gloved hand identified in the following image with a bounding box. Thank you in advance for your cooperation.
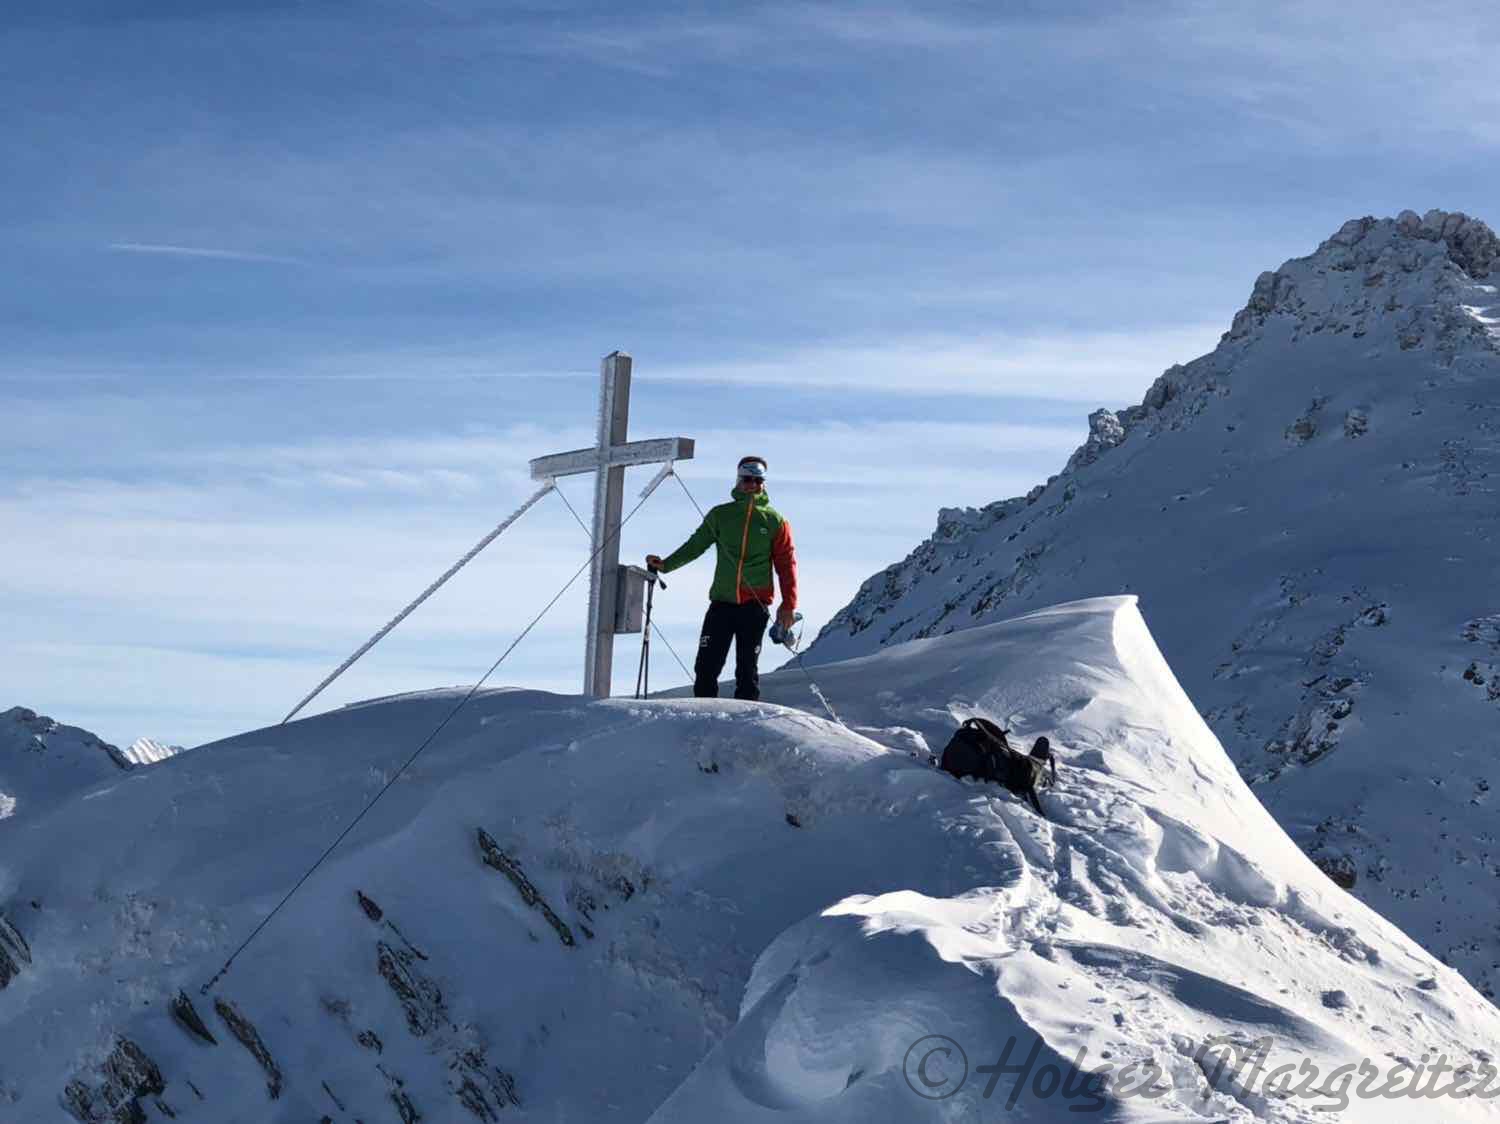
[776,606,796,630]
[645,554,663,572]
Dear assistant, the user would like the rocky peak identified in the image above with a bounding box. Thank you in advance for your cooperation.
[1394,208,1500,279]
[1048,210,1500,485]
[1064,407,1128,472]
[1227,208,1500,345]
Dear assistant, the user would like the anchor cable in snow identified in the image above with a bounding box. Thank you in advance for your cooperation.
[201,482,661,995]
[786,646,844,727]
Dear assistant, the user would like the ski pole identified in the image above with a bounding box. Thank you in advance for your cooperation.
[635,568,665,699]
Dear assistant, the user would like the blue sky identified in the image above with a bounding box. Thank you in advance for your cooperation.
[4,0,1497,748]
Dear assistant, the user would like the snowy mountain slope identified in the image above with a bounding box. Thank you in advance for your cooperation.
[807,209,1500,1001]
[0,706,134,824]
[4,599,1498,1122]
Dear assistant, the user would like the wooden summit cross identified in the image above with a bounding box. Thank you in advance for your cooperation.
[529,352,694,698]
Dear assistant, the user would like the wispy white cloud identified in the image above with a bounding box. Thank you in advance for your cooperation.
[485,1,1500,151]
[3,420,1069,645]
[1098,0,1500,150]
[652,325,1226,404]
[107,242,305,265]
[0,319,1226,405]
[493,4,1060,73]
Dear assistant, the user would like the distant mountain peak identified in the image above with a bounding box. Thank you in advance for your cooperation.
[124,737,185,766]
[1227,208,1500,348]
[1054,209,1500,484]
[2,706,130,771]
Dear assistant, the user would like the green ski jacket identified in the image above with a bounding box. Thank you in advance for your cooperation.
[659,488,798,609]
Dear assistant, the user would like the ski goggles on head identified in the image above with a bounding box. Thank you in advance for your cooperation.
[736,460,767,480]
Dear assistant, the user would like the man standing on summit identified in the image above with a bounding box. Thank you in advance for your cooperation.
[646,456,798,701]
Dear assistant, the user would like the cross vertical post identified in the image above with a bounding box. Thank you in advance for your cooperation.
[587,351,631,697]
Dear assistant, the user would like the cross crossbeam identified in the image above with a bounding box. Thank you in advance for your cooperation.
[528,436,694,481]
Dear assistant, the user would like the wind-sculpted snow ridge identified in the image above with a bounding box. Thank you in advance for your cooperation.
[3,600,1499,1121]
[808,210,1500,1004]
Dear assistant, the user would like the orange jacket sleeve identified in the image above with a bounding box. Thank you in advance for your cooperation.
[771,520,798,612]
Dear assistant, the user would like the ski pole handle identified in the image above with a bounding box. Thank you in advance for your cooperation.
[642,557,667,590]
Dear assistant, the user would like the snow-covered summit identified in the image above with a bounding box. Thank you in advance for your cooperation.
[809,211,1500,1004]
[3,600,1498,1121]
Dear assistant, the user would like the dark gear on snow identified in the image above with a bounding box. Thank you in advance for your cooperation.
[939,717,1011,781]
[694,599,771,700]
[939,719,1058,816]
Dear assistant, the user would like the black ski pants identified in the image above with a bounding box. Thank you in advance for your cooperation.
[693,599,770,700]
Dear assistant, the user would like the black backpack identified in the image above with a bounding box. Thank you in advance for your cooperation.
[939,719,1058,814]
[938,717,1014,783]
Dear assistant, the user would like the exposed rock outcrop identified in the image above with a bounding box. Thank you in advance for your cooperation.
[61,1038,165,1124]
[476,828,576,948]
[356,891,523,1120]
[167,991,217,1046]
[378,939,447,1037]
[0,913,30,990]
[213,998,283,1099]
[1064,408,1127,471]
